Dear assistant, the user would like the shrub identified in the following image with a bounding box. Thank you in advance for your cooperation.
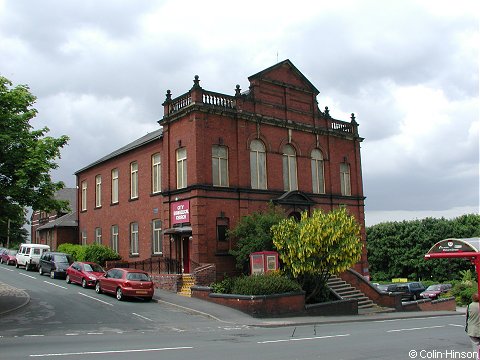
[447,280,478,306]
[57,243,86,261]
[84,244,121,266]
[211,272,301,296]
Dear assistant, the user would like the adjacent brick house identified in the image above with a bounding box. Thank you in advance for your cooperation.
[75,60,369,279]
[31,188,78,249]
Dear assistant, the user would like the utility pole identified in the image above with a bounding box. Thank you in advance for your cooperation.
[7,218,10,248]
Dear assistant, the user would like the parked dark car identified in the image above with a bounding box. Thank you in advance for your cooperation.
[394,282,426,301]
[66,262,105,288]
[38,252,74,279]
[420,284,451,300]
[376,284,400,293]
[95,268,154,301]
[0,249,18,265]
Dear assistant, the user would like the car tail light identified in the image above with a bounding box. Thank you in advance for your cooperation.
[124,281,131,288]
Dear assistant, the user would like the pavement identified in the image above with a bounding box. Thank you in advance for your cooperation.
[0,281,466,327]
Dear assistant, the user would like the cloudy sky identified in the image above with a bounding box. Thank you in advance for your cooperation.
[1,0,478,226]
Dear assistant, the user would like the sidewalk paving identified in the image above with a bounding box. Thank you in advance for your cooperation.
[0,282,465,327]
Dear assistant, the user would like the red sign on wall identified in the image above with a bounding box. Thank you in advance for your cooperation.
[171,200,190,225]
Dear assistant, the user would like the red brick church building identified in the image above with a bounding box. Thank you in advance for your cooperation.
[75,60,369,279]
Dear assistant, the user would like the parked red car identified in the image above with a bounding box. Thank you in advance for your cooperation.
[66,262,105,288]
[420,284,451,300]
[95,268,154,301]
[0,249,18,265]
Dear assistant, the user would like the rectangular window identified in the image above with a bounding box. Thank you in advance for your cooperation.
[250,140,267,190]
[176,148,187,189]
[111,168,119,204]
[212,145,229,187]
[81,181,87,211]
[340,163,351,196]
[130,161,138,199]
[152,153,161,193]
[81,230,87,245]
[95,227,102,244]
[216,217,229,254]
[111,225,119,253]
[130,222,139,255]
[95,175,102,207]
[152,219,162,254]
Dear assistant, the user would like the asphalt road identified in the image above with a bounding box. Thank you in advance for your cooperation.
[0,263,475,360]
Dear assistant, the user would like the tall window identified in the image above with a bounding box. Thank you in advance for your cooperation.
[152,219,162,254]
[340,162,351,196]
[111,225,119,253]
[81,181,87,211]
[95,227,102,244]
[130,161,138,199]
[282,144,298,191]
[130,222,139,255]
[95,175,102,207]
[212,145,228,187]
[111,168,118,204]
[176,147,187,189]
[152,153,161,193]
[311,149,325,194]
[81,230,87,245]
[250,139,267,189]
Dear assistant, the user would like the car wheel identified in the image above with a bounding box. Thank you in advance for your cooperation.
[15,262,19,268]
[39,266,43,275]
[95,282,102,294]
[116,288,124,301]
[0,258,3,264]
[50,271,55,279]
[66,275,71,284]
[81,279,87,288]
[25,263,30,271]
[413,294,418,301]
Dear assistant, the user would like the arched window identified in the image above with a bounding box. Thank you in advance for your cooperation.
[282,144,298,191]
[250,139,267,189]
[311,149,325,194]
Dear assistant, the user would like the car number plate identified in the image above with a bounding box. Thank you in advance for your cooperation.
[136,290,147,294]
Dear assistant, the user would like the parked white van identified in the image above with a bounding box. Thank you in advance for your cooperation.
[16,244,50,271]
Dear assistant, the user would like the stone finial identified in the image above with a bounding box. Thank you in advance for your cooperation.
[235,84,241,97]
[165,89,172,101]
[324,106,330,117]
[192,75,201,89]
[351,113,358,125]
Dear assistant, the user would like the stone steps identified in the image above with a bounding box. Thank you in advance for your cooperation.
[327,275,380,310]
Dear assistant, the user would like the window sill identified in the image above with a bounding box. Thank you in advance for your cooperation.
[129,197,139,202]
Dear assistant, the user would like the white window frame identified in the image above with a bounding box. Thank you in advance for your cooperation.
[250,139,267,190]
[95,227,102,244]
[282,144,298,191]
[152,153,161,193]
[130,161,138,199]
[111,168,119,204]
[95,175,102,207]
[111,225,119,253]
[176,148,187,189]
[81,230,87,245]
[130,222,139,255]
[340,162,351,196]
[311,149,325,194]
[81,181,87,211]
[152,219,162,254]
[212,145,229,187]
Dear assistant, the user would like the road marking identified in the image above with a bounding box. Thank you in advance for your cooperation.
[0,267,14,272]
[258,334,350,344]
[132,313,154,322]
[87,332,104,335]
[449,324,464,327]
[43,281,68,289]
[19,273,37,279]
[29,346,193,357]
[65,334,79,336]
[387,325,445,333]
[24,335,44,337]
[78,292,113,306]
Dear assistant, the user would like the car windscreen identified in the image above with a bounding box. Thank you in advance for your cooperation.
[8,250,17,255]
[84,264,104,272]
[126,273,150,281]
[54,255,72,263]
[426,285,441,291]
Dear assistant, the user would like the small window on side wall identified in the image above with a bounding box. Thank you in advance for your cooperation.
[216,217,229,254]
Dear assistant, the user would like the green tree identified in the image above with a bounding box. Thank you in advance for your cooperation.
[366,214,480,282]
[0,76,69,231]
[228,204,286,272]
[272,208,363,303]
